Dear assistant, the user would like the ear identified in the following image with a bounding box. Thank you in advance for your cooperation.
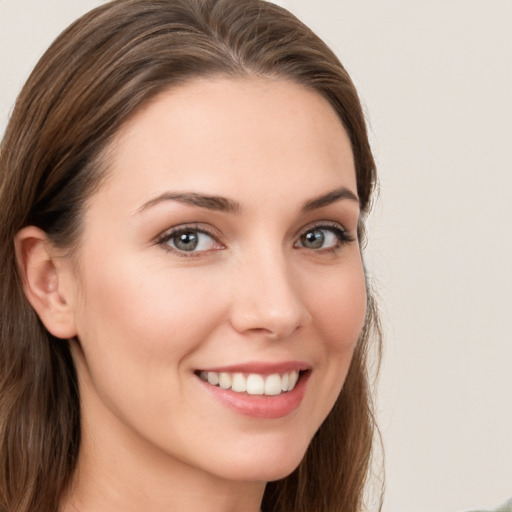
[15,226,78,340]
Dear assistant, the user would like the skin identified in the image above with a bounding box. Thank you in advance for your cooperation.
[19,78,367,512]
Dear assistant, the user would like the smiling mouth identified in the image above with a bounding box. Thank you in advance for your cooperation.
[196,370,305,396]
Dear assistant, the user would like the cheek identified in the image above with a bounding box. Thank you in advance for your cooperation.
[73,254,227,387]
[71,257,231,436]
[307,261,367,353]
[294,258,367,437]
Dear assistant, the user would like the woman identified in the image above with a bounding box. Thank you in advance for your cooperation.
[0,1,381,511]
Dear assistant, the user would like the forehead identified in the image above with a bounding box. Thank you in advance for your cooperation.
[100,77,357,211]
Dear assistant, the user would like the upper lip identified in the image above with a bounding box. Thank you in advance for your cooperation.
[196,360,311,375]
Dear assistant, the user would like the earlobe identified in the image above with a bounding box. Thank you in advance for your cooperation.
[15,226,78,340]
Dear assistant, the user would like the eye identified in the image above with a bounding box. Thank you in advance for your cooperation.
[296,224,353,251]
[158,227,222,254]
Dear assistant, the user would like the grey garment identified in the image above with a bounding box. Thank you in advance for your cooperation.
[467,498,512,512]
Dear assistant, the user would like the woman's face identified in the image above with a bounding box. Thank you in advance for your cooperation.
[64,77,367,484]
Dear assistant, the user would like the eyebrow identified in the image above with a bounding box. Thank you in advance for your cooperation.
[301,187,359,211]
[137,186,358,215]
[137,192,242,215]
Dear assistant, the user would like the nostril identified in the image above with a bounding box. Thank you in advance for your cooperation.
[229,305,310,340]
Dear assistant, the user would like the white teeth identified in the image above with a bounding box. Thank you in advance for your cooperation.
[207,372,219,386]
[199,370,302,395]
[288,370,298,391]
[281,373,289,391]
[231,373,247,392]
[264,374,282,396]
[218,372,231,390]
[246,374,265,395]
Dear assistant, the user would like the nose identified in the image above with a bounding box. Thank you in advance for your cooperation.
[229,251,312,340]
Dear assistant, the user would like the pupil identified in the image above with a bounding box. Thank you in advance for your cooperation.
[304,230,324,249]
[175,231,198,251]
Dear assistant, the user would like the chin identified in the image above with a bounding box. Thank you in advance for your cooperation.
[204,435,310,483]
[217,459,303,484]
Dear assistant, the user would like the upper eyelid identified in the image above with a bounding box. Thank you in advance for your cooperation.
[155,223,223,244]
[295,220,350,237]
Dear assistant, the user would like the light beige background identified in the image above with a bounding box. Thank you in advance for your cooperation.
[1,1,511,511]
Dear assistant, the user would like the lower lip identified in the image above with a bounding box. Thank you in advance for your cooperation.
[198,371,310,419]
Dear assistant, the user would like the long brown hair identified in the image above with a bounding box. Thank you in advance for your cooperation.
[0,1,382,511]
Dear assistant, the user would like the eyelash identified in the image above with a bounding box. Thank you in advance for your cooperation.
[156,222,355,258]
[296,223,355,253]
[156,224,223,257]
